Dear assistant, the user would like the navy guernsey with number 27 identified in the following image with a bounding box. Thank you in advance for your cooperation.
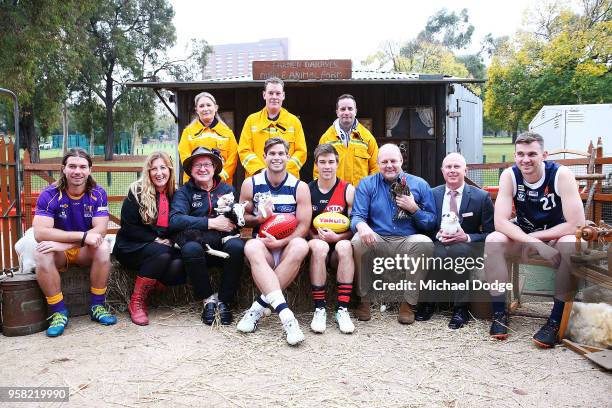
[511,161,565,233]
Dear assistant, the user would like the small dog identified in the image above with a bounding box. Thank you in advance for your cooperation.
[436,211,460,240]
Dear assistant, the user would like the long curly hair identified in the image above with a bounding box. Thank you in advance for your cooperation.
[129,151,176,224]
[56,148,96,193]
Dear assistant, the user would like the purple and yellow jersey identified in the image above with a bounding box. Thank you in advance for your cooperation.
[35,185,109,232]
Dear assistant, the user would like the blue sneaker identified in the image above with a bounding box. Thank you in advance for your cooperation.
[89,305,117,326]
[46,311,68,337]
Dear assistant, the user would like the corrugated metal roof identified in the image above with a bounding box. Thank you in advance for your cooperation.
[127,69,484,90]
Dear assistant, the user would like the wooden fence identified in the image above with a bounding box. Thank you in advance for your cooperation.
[466,141,612,224]
[22,151,142,233]
[0,138,20,272]
[0,139,610,273]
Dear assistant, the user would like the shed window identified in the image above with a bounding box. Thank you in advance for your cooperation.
[385,107,434,139]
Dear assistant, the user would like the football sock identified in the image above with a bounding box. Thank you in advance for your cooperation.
[491,294,506,314]
[311,285,326,309]
[266,289,294,324]
[337,282,352,310]
[550,298,565,322]
[46,292,67,314]
[90,286,107,307]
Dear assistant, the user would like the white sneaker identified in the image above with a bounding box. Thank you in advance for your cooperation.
[310,307,327,333]
[335,308,355,334]
[283,318,305,345]
[236,308,264,333]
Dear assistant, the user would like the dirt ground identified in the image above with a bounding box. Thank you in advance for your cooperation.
[1,304,610,408]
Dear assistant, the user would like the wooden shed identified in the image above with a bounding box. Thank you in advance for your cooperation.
[128,70,484,188]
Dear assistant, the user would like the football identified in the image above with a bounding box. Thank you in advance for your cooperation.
[313,212,350,233]
[258,213,298,239]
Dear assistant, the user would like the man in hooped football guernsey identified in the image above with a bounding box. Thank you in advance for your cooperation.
[33,148,117,337]
[307,143,356,335]
[484,132,585,348]
[237,137,312,345]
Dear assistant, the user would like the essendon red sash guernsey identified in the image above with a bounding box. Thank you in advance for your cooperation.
[308,178,349,234]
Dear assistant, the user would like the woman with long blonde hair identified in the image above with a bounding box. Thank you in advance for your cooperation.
[113,151,185,325]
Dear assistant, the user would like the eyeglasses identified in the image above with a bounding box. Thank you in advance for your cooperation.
[193,162,214,170]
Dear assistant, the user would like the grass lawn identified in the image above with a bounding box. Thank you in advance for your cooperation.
[483,137,513,163]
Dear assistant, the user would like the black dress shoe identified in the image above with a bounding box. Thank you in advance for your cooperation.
[415,303,434,321]
[202,302,217,325]
[218,302,233,325]
[489,311,509,339]
[448,307,469,329]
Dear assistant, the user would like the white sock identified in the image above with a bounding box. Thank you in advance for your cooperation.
[278,308,295,325]
[249,294,268,312]
[266,290,294,324]
[266,290,285,310]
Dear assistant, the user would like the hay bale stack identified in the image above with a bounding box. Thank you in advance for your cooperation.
[106,259,344,313]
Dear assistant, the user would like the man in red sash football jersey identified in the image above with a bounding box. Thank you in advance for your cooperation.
[307,143,356,334]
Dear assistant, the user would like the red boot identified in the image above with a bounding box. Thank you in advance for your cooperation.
[154,281,167,294]
[128,276,157,326]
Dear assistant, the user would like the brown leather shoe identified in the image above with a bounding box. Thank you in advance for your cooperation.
[355,300,371,321]
[398,302,415,325]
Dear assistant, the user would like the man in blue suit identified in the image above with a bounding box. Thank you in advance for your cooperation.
[415,153,494,329]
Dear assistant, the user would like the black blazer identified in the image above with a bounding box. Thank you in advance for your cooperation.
[432,183,494,243]
[113,190,172,255]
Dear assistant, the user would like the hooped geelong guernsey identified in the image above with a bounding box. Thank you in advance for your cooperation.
[511,161,565,233]
[252,171,300,218]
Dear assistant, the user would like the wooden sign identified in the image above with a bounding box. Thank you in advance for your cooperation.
[252,60,352,80]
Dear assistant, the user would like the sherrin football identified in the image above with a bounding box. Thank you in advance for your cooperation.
[258,213,298,239]
[313,212,350,233]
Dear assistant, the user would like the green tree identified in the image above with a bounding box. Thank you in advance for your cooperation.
[0,0,92,162]
[362,9,475,79]
[484,1,611,134]
[419,8,475,50]
[78,0,176,160]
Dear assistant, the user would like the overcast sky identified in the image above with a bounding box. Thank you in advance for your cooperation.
[170,0,536,65]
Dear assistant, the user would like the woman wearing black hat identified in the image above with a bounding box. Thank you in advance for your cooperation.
[169,147,245,325]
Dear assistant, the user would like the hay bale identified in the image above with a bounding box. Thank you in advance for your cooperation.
[106,259,344,313]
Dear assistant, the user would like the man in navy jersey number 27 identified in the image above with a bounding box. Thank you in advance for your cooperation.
[484,132,585,348]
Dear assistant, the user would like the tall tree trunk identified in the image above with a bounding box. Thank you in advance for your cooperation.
[89,117,94,156]
[62,101,68,155]
[104,72,114,161]
[19,104,39,163]
[131,121,138,155]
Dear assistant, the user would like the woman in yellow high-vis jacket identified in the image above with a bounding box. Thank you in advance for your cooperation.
[178,92,238,183]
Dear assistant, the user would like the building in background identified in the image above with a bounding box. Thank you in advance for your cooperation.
[203,38,289,79]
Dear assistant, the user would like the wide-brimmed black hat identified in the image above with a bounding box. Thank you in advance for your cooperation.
[183,147,223,176]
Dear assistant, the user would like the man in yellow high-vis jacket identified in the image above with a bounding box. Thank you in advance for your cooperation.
[238,77,307,179]
[314,94,378,187]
